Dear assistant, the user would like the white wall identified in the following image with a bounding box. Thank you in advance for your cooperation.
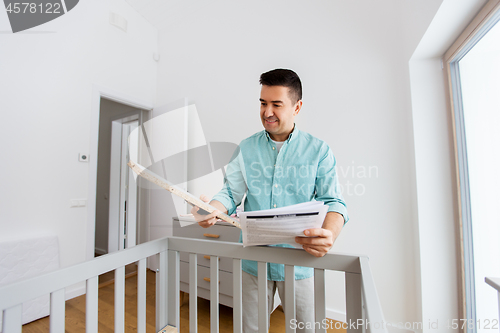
[155,0,443,325]
[410,0,489,331]
[0,0,157,297]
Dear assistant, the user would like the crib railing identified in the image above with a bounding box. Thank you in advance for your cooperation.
[485,277,500,324]
[0,236,387,333]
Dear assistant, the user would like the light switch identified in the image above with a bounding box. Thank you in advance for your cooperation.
[70,199,87,207]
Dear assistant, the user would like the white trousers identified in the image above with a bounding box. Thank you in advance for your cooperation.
[242,271,315,333]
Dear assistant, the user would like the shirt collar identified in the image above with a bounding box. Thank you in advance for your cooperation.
[264,124,298,143]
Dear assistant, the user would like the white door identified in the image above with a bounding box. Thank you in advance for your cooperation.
[108,119,139,252]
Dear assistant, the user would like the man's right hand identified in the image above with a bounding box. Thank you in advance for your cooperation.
[192,194,220,228]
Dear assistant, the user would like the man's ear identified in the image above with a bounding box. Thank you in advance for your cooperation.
[294,100,303,116]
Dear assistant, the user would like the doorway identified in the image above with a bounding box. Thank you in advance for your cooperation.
[95,98,146,255]
[89,91,191,268]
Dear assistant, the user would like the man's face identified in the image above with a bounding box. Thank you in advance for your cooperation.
[260,85,302,142]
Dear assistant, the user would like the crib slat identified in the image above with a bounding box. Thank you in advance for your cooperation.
[314,268,326,333]
[210,256,219,332]
[137,259,147,333]
[86,276,98,333]
[232,259,242,333]
[284,265,296,333]
[115,266,125,333]
[168,251,180,329]
[257,261,268,333]
[189,253,198,333]
[155,268,160,331]
[157,250,168,331]
[2,304,22,333]
[498,292,500,321]
[346,272,362,332]
[49,288,65,333]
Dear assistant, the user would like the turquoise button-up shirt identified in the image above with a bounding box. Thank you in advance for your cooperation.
[212,127,348,281]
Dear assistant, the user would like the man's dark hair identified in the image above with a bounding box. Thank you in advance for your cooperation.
[259,68,302,103]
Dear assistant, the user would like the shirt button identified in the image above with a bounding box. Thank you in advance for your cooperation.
[275,184,278,188]
[272,147,275,150]
[274,204,277,208]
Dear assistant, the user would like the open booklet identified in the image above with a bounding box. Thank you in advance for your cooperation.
[239,202,328,247]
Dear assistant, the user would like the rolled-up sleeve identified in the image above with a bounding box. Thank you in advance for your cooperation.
[212,150,247,215]
[314,145,349,223]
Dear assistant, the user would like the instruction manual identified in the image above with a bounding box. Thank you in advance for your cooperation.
[239,201,328,247]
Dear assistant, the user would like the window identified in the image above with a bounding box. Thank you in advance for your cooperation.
[445,0,500,330]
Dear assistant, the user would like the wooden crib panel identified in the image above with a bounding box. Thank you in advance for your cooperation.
[210,256,219,332]
[167,251,180,330]
[86,276,99,333]
[314,268,326,333]
[2,304,22,333]
[49,289,65,333]
[284,265,296,333]
[232,259,243,333]
[189,253,198,333]
[258,262,268,333]
[138,258,147,333]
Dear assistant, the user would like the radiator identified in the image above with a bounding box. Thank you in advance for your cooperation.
[0,234,59,330]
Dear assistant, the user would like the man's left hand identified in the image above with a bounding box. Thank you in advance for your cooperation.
[295,212,344,257]
[295,228,334,257]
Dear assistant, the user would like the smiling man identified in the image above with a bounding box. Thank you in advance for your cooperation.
[260,84,300,141]
[193,68,348,332]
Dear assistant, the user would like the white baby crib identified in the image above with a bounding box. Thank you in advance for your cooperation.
[0,236,387,333]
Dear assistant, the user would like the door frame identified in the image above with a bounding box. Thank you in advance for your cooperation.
[87,84,153,261]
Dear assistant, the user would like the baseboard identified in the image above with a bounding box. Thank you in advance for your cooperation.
[94,247,107,256]
[324,310,418,333]
[326,307,346,323]
[65,282,86,301]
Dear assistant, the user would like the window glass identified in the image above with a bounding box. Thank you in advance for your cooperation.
[459,18,500,328]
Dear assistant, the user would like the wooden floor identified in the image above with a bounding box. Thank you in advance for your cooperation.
[22,267,346,333]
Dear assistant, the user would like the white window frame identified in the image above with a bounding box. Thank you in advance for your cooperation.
[443,0,500,328]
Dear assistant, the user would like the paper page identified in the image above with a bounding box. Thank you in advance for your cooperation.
[242,201,324,215]
[177,215,197,227]
[239,203,328,247]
